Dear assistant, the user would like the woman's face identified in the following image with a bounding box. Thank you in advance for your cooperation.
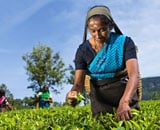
[43,86,48,92]
[88,17,110,44]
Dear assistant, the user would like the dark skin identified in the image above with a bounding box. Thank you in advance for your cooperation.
[66,17,139,120]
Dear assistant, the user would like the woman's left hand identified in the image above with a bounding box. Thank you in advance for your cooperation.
[117,102,132,120]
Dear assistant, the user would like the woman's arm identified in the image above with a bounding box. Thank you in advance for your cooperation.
[6,99,13,110]
[6,104,13,110]
[120,59,139,104]
[66,69,86,106]
[71,70,86,92]
[117,58,139,120]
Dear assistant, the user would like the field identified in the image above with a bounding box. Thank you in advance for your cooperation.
[0,100,160,130]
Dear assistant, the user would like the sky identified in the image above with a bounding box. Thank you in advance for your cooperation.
[0,0,160,103]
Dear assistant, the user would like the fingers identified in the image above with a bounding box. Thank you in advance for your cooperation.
[117,102,133,121]
[117,110,132,121]
[66,91,78,107]
[66,91,77,102]
[68,98,78,107]
[68,91,78,98]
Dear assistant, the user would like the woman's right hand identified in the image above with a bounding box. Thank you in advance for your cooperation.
[66,70,86,107]
[66,91,78,107]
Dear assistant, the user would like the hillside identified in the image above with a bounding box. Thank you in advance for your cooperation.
[142,76,160,100]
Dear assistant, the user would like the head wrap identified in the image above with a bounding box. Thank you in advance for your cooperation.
[83,5,122,42]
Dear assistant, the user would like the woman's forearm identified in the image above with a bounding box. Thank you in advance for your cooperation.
[70,70,86,93]
[120,76,138,104]
[120,59,139,104]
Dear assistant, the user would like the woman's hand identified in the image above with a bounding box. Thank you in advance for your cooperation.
[48,97,53,103]
[66,91,79,107]
[66,70,86,107]
[117,102,132,120]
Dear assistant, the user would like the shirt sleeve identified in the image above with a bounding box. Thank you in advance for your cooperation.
[49,93,52,98]
[124,37,137,61]
[36,92,42,97]
[75,47,87,70]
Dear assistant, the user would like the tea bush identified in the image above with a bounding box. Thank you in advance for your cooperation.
[0,100,160,130]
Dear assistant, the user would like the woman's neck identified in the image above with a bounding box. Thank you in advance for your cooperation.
[89,38,106,53]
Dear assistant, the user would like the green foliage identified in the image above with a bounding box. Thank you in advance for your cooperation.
[66,64,74,85]
[22,96,35,108]
[0,100,160,130]
[152,91,160,100]
[77,93,85,102]
[22,44,66,94]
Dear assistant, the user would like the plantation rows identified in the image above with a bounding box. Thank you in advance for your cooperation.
[0,100,160,130]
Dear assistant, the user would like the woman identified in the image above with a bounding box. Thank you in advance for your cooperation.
[66,5,140,121]
[0,89,12,112]
[36,86,53,108]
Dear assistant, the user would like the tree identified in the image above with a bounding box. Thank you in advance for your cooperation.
[22,44,66,94]
[23,96,35,108]
[13,99,23,109]
[66,64,74,85]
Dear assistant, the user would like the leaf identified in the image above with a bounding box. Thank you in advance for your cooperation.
[130,120,141,130]
[77,93,85,102]
[116,126,125,130]
[124,121,132,130]
[118,121,124,127]
[131,109,140,116]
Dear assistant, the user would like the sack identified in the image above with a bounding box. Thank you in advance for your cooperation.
[84,72,142,101]
[137,72,142,101]
[91,73,128,107]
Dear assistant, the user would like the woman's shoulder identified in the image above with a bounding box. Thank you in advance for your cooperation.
[77,40,90,52]
[79,40,90,48]
[124,36,136,48]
